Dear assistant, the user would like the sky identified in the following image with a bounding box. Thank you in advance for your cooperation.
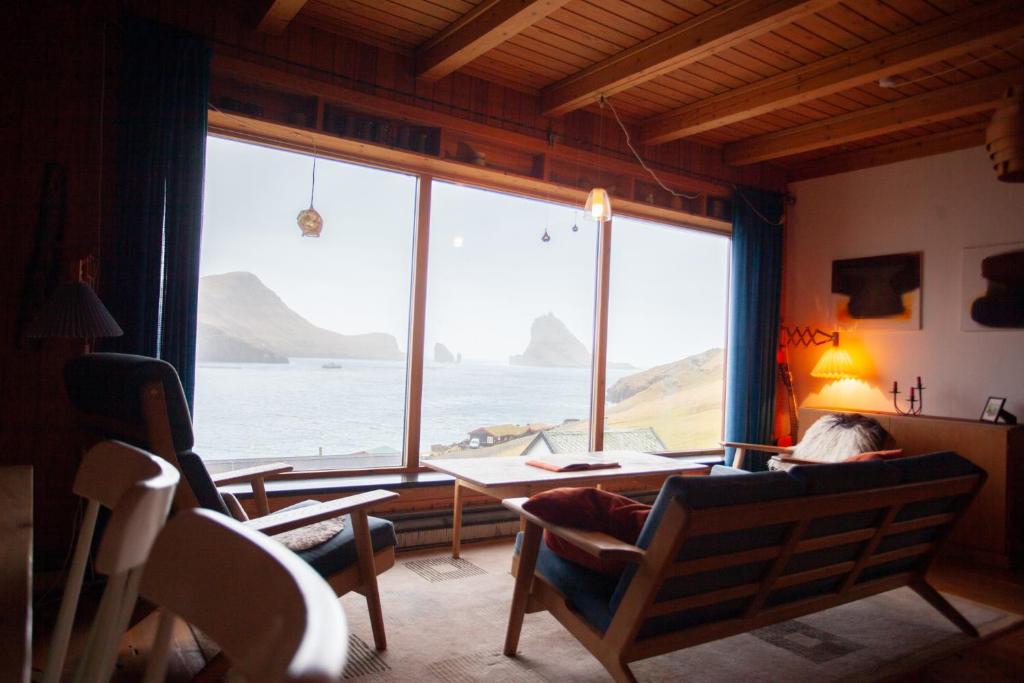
[200,136,730,369]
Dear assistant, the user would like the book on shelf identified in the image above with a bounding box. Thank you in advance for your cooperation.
[525,457,621,473]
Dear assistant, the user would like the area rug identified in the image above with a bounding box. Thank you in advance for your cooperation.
[337,542,1021,682]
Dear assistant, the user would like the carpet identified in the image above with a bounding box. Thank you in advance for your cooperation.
[337,542,1021,682]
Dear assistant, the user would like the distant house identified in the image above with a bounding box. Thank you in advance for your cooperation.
[522,427,666,456]
[468,424,530,446]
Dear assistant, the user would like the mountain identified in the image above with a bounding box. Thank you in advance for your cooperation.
[510,313,590,368]
[434,342,455,363]
[605,348,725,449]
[197,272,403,362]
[607,348,724,403]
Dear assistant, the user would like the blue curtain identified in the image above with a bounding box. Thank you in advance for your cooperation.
[724,186,785,470]
[101,18,210,408]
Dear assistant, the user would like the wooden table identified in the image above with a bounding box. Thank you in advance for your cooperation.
[0,466,33,683]
[424,451,706,558]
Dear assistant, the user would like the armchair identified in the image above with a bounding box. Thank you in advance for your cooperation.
[140,509,349,683]
[64,352,399,653]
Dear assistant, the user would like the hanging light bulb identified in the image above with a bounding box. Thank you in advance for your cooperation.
[585,96,613,223]
[585,187,611,223]
[297,144,323,237]
[452,235,464,248]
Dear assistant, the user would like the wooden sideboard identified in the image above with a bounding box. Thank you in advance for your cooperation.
[801,408,1023,568]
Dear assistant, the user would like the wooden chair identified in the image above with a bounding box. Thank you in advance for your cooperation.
[140,508,349,683]
[503,452,985,683]
[42,440,179,683]
[63,352,399,652]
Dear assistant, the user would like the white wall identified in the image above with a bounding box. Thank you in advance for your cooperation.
[785,146,1024,422]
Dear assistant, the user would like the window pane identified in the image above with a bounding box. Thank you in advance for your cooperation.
[194,137,416,471]
[420,182,600,459]
[604,217,729,452]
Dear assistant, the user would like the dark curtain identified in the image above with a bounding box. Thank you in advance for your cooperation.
[102,18,210,408]
[724,186,785,470]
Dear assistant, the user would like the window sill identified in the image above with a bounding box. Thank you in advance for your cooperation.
[222,453,722,500]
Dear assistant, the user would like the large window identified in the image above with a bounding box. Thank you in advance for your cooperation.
[419,182,611,459]
[194,136,731,471]
[194,137,416,471]
[604,217,729,452]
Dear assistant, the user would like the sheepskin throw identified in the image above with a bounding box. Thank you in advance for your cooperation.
[274,516,346,552]
[789,413,889,463]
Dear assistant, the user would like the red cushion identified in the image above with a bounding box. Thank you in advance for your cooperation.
[845,449,904,462]
[522,487,650,577]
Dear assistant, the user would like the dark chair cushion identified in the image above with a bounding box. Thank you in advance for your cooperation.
[293,511,398,578]
[514,531,616,632]
[65,353,195,453]
[522,488,650,577]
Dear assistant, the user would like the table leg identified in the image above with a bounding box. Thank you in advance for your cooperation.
[452,479,463,559]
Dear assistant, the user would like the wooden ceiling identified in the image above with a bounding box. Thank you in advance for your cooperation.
[257,0,1024,179]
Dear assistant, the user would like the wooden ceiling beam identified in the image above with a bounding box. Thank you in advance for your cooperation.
[416,0,571,83]
[539,0,837,118]
[787,124,987,182]
[255,0,308,34]
[724,67,1024,165]
[643,0,1024,145]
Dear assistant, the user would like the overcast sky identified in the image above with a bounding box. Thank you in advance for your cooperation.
[200,136,729,369]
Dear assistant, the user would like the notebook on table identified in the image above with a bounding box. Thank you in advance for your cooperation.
[526,457,621,473]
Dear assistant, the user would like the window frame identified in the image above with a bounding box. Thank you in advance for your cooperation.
[199,128,731,477]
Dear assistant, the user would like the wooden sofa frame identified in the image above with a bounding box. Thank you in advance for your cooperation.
[504,471,984,683]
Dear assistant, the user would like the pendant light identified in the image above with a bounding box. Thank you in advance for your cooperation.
[297,143,323,237]
[585,96,612,223]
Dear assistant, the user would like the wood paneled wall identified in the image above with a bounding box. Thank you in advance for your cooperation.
[1,0,784,567]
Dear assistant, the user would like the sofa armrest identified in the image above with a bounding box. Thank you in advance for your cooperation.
[720,442,795,455]
[503,497,646,564]
[246,489,399,536]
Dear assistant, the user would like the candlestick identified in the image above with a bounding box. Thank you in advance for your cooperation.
[891,377,924,416]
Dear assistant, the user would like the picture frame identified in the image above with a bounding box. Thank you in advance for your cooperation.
[980,396,1006,422]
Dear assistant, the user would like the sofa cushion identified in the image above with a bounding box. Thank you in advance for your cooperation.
[514,531,617,632]
[522,488,650,577]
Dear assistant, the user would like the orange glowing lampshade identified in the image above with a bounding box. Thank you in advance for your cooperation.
[810,344,858,380]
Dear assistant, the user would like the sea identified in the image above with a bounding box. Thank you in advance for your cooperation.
[193,357,632,462]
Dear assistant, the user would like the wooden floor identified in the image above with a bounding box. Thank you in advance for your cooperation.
[32,543,1024,682]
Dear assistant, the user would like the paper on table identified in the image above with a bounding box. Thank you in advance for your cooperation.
[525,457,621,473]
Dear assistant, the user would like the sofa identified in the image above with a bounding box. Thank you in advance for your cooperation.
[503,451,986,683]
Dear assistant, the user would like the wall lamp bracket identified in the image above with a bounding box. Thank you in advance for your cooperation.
[779,326,838,348]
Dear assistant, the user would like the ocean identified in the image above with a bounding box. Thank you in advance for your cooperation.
[193,357,632,462]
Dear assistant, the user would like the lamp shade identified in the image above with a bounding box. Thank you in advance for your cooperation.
[585,187,612,222]
[25,282,123,339]
[810,346,857,380]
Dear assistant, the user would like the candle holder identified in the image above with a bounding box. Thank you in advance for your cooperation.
[891,377,925,416]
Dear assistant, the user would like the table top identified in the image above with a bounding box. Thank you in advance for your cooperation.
[0,466,33,683]
[423,451,704,488]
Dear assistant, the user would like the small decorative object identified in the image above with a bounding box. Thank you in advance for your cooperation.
[571,216,579,232]
[891,377,925,416]
[297,144,322,237]
[961,242,1024,330]
[832,252,921,330]
[541,228,551,243]
[980,397,1017,424]
[985,85,1024,182]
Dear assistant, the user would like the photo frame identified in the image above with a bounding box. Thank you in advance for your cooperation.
[980,396,1006,422]
[832,252,922,330]
[961,241,1024,331]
